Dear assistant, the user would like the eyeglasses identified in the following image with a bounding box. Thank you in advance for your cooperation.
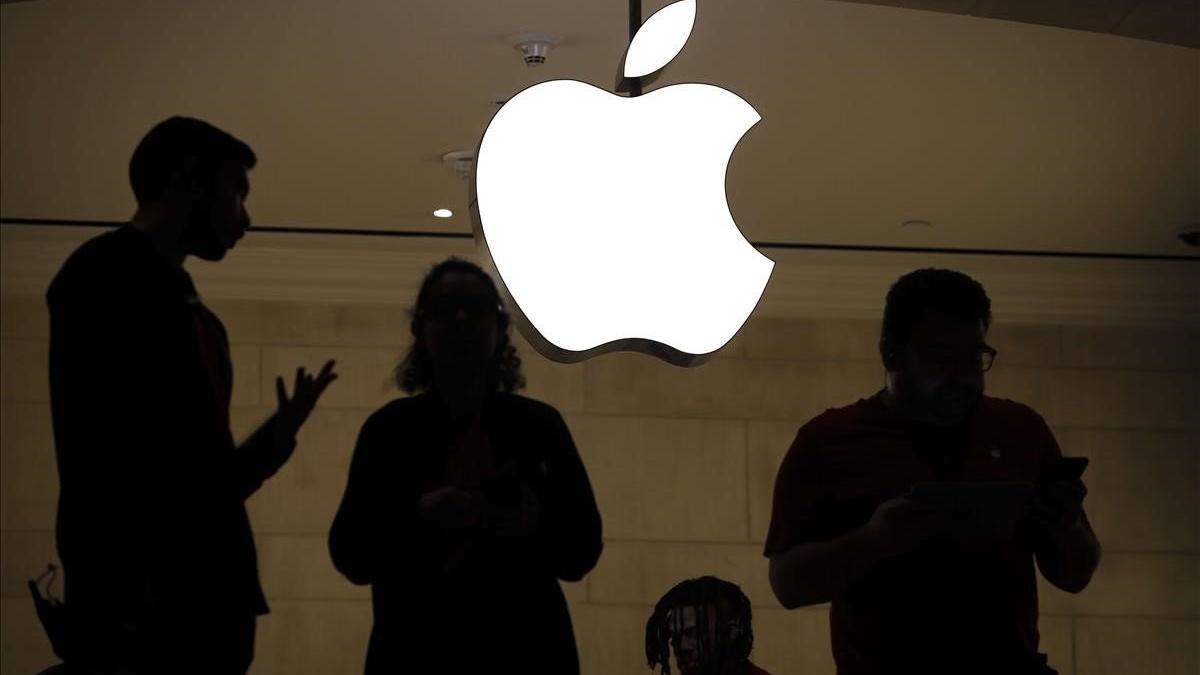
[912,344,998,373]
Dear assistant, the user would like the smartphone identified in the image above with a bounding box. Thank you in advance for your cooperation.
[1043,456,1089,482]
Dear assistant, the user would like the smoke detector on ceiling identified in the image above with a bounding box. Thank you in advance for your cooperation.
[510,32,559,67]
[442,150,474,180]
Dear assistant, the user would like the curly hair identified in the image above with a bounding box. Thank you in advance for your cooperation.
[394,257,525,394]
[646,576,754,675]
[879,268,992,368]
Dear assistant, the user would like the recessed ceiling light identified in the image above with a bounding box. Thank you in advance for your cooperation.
[433,208,453,218]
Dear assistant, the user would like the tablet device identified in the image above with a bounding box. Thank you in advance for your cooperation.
[909,481,1035,538]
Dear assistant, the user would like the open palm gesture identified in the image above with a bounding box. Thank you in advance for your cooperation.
[275,359,338,439]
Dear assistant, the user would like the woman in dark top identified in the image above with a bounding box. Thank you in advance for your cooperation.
[329,258,603,674]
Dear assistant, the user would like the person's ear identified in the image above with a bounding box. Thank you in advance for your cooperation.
[880,339,898,371]
[167,156,207,201]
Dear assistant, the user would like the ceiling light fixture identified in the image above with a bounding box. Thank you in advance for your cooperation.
[433,208,453,218]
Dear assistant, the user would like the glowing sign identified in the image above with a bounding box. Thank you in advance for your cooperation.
[472,0,773,366]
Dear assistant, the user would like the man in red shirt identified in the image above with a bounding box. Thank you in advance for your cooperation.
[764,268,1100,674]
[646,576,772,675]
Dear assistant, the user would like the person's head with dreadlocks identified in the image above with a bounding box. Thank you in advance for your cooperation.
[646,576,771,675]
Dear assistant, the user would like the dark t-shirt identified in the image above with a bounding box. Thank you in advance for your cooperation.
[47,227,288,669]
[329,392,604,675]
[764,391,1070,674]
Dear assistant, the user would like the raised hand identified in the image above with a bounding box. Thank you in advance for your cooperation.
[274,359,338,440]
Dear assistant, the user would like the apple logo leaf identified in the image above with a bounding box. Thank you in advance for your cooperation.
[623,0,696,79]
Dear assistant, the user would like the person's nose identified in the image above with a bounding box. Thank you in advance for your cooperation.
[933,357,975,376]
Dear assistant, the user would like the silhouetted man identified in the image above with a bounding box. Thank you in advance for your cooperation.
[765,268,1100,675]
[47,117,337,675]
[646,576,771,675]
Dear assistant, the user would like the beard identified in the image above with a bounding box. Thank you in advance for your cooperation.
[182,192,244,261]
[181,207,228,261]
[189,233,229,261]
[904,374,983,426]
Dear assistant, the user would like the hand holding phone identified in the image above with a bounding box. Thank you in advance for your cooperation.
[1031,457,1089,534]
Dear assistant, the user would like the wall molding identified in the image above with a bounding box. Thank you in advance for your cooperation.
[3,225,1197,328]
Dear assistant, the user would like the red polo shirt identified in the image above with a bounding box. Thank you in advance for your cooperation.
[764,391,1066,674]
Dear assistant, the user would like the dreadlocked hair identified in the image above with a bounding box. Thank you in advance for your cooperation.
[645,576,754,675]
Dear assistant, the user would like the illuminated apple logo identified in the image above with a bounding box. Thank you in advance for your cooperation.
[471,0,773,366]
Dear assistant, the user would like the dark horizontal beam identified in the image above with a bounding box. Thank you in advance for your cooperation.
[2,217,1197,262]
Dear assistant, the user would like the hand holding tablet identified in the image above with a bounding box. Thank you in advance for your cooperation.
[908,457,1089,540]
[909,481,1036,539]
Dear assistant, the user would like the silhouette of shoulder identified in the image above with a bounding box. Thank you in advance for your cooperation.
[791,396,880,449]
[47,227,155,305]
[362,393,564,432]
[357,395,426,437]
[492,392,564,422]
[797,394,1052,446]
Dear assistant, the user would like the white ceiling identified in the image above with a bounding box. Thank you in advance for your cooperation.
[2,0,1197,255]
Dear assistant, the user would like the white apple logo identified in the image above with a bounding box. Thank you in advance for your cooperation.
[471,0,773,366]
